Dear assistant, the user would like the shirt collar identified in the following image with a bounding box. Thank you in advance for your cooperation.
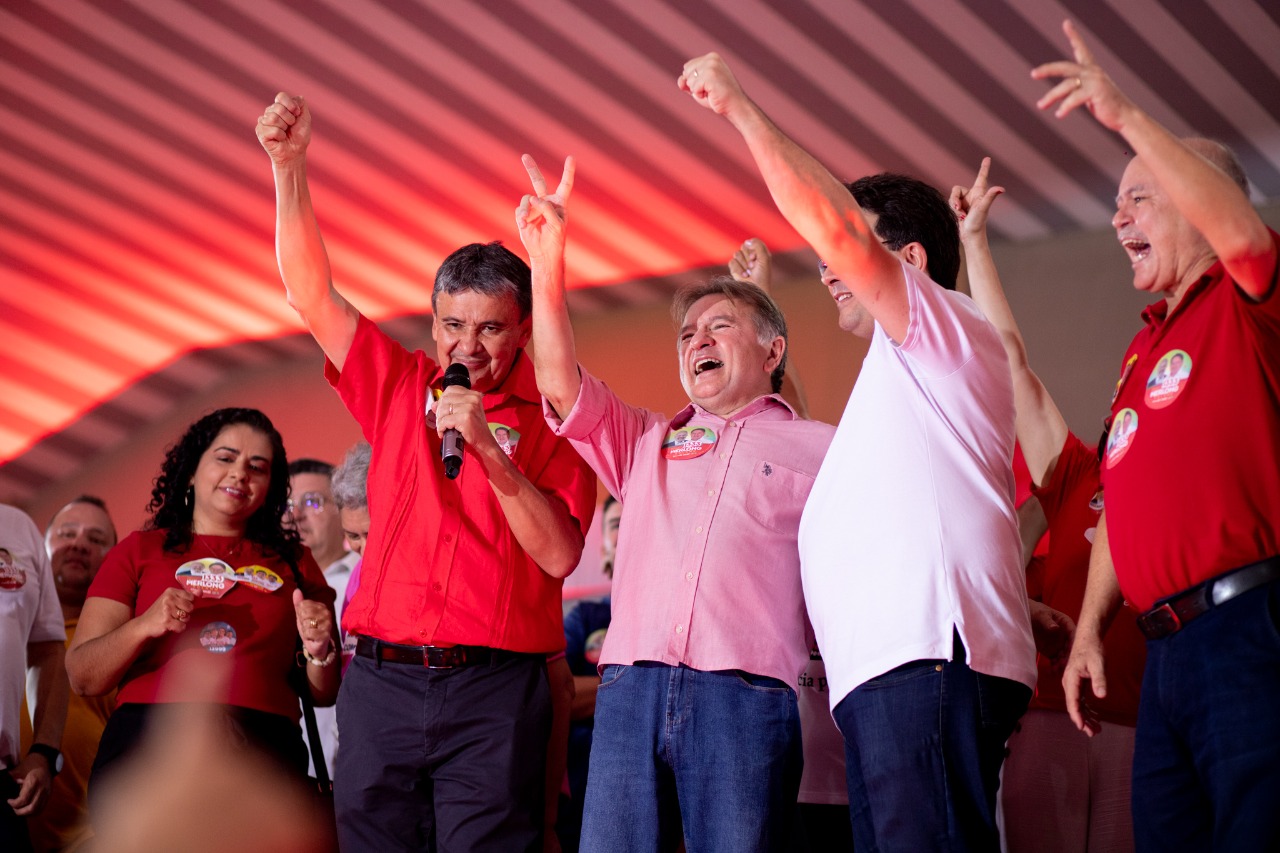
[1140,259,1224,327]
[670,393,798,428]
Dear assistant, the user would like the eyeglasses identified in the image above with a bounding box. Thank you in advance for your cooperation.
[50,524,112,549]
[285,492,327,514]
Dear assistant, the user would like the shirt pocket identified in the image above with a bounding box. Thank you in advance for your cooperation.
[742,460,815,536]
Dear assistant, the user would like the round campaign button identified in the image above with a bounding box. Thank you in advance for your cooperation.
[1144,349,1191,410]
[662,425,718,460]
[199,622,237,654]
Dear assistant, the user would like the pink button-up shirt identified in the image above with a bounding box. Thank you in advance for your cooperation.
[548,370,834,685]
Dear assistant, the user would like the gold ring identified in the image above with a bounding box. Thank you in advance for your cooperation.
[308,618,319,628]
[175,609,186,620]
[449,404,454,415]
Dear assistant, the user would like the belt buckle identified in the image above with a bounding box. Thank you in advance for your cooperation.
[424,646,460,669]
[1143,602,1182,638]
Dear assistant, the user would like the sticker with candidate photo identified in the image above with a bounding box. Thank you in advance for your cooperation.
[662,425,717,460]
[199,622,237,654]
[584,627,608,665]
[235,565,283,594]
[1144,349,1192,409]
[0,548,26,591]
[175,558,236,599]
[1105,408,1139,469]
[489,423,521,458]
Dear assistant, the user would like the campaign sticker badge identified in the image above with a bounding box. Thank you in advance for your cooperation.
[1144,349,1192,409]
[584,627,608,666]
[235,565,283,594]
[662,425,717,460]
[1112,354,1138,404]
[0,548,26,591]
[199,622,237,654]
[175,559,236,599]
[489,423,521,458]
[1105,408,1139,469]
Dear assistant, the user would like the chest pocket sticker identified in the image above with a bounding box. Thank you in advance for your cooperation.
[1144,349,1192,409]
[1105,408,1138,469]
[489,423,521,458]
[0,548,26,591]
[662,426,717,460]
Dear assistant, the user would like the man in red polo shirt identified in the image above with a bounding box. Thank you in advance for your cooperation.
[257,93,596,853]
[1039,20,1280,851]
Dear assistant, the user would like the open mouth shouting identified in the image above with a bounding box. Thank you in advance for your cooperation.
[1121,236,1151,265]
[694,357,723,376]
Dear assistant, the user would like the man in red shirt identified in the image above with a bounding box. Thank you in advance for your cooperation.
[257,94,596,852]
[1040,20,1280,851]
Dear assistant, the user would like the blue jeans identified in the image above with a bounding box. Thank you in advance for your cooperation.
[833,634,1029,853]
[580,663,802,853]
[1132,580,1280,851]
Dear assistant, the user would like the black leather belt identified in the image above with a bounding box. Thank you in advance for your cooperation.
[1137,556,1280,640]
[355,636,536,669]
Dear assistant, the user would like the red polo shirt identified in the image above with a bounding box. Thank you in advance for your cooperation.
[1101,231,1280,611]
[1031,433,1145,726]
[326,314,596,652]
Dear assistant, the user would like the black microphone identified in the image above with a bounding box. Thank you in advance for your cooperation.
[440,363,471,480]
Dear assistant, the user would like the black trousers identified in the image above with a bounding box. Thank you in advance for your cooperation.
[0,770,33,853]
[335,652,551,853]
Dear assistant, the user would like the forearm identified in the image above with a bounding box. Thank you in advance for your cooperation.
[530,256,583,419]
[1077,512,1125,641]
[66,618,152,697]
[962,231,1067,484]
[27,642,68,749]
[569,674,599,720]
[545,657,573,828]
[481,448,584,578]
[274,160,332,312]
[1117,110,1273,287]
[304,646,341,707]
[729,104,887,296]
[273,160,357,366]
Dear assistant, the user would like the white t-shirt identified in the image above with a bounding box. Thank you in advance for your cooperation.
[0,505,66,767]
[308,549,360,779]
[799,262,1036,710]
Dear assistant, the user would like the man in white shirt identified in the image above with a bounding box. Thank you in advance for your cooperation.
[682,52,1035,851]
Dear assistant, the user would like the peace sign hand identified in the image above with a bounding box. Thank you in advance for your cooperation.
[516,155,575,268]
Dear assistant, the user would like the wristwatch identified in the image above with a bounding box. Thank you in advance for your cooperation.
[27,743,62,777]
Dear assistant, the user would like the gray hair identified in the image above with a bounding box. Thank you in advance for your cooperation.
[330,442,371,511]
[670,276,788,393]
[1184,137,1249,194]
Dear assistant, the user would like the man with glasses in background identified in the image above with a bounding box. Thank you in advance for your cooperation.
[287,459,359,779]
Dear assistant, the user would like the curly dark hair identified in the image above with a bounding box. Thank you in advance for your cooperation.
[146,407,301,570]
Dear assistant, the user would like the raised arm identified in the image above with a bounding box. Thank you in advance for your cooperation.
[1034,20,1276,297]
[517,155,582,420]
[951,159,1068,486]
[728,238,811,418]
[256,92,360,369]
[680,54,909,342]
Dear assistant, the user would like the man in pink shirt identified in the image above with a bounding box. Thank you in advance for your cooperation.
[683,53,1036,852]
[516,157,834,852]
